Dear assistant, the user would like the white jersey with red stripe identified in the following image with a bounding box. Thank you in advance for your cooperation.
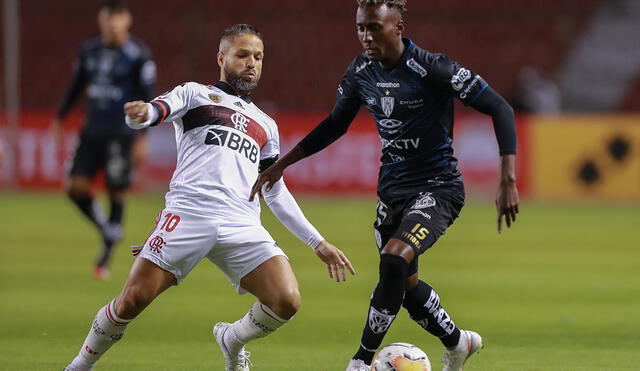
[148,81,279,221]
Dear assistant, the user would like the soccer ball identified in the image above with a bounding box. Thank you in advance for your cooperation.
[372,342,431,371]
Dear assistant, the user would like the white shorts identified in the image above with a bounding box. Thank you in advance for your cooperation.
[138,208,287,293]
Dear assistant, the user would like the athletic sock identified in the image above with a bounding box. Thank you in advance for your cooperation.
[402,280,461,348]
[353,254,408,365]
[224,301,289,354]
[66,299,133,369]
[69,194,106,229]
[108,200,124,225]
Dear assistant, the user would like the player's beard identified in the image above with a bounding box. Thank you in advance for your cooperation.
[224,68,259,95]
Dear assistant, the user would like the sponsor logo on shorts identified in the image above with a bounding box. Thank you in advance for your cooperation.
[233,101,244,109]
[407,209,432,219]
[149,235,166,254]
[368,307,396,334]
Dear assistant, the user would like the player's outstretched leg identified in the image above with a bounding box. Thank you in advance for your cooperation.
[349,248,410,369]
[402,280,482,370]
[94,190,126,277]
[214,256,299,371]
[63,258,175,370]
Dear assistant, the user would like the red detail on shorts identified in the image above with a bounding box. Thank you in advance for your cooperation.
[149,235,166,254]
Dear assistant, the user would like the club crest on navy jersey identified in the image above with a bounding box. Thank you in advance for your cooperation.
[381,95,395,117]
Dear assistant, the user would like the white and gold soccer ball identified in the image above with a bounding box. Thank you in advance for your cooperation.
[372,342,431,371]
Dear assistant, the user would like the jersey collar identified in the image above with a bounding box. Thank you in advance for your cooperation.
[214,81,252,104]
[376,37,414,73]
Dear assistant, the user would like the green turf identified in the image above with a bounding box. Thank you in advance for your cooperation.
[1,193,639,370]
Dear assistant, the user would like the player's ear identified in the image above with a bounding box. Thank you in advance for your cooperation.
[396,20,404,35]
[217,51,225,68]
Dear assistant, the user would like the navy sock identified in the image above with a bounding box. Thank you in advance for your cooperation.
[353,254,408,364]
[69,194,105,229]
[403,280,461,348]
[109,200,123,225]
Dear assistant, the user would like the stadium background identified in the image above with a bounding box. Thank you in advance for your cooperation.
[1,1,639,370]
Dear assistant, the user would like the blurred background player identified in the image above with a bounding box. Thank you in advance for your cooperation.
[252,0,518,370]
[63,24,354,371]
[50,0,157,279]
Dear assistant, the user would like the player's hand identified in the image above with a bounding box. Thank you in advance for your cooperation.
[249,163,284,201]
[314,240,356,282]
[496,179,519,233]
[124,100,149,123]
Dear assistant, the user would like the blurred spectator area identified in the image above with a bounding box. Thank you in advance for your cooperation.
[11,0,612,112]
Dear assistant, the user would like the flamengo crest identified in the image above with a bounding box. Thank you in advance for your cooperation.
[231,112,249,133]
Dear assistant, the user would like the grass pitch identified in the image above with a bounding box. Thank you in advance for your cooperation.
[1,193,639,370]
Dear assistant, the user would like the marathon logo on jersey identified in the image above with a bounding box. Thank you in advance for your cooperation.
[376,81,400,88]
[406,58,428,77]
[451,68,472,91]
[205,128,259,163]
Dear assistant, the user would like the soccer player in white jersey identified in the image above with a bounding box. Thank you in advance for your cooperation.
[63,24,356,371]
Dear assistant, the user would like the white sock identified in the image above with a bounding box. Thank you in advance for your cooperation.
[224,301,289,353]
[67,299,133,369]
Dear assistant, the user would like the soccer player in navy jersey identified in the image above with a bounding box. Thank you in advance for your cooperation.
[51,1,156,279]
[251,1,519,370]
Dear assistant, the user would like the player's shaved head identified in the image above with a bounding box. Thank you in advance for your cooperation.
[219,24,263,53]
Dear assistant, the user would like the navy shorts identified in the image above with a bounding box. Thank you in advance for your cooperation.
[373,183,465,276]
[69,133,134,188]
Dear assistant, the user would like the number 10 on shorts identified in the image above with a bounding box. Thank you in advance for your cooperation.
[159,213,181,232]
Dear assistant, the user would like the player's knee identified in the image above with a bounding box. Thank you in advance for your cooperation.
[379,253,410,279]
[266,288,300,319]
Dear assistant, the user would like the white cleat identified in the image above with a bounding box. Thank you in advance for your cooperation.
[441,330,483,371]
[346,358,371,371]
[214,322,251,371]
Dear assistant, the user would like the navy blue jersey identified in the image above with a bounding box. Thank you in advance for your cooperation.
[336,38,488,198]
[57,36,156,136]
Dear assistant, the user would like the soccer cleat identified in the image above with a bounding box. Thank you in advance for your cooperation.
[62,366,93,371]
[346,359,371,371]
[214,322,251,371]
[93,266,110,280]
[441,330,483,371]
[96,223,123,268]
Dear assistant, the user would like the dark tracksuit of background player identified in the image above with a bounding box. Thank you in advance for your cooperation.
[298,38,517,363]
[56,35,156,268]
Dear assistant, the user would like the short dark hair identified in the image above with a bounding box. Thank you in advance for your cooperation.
[221,24,262,42]
[103,0,128,12]
[357,0,407,14]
